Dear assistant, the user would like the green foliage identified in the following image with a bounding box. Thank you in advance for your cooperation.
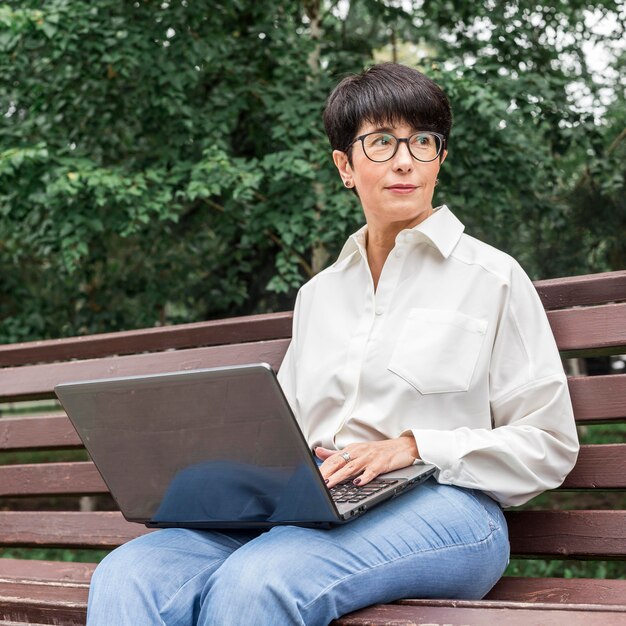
[506,558,626,579]
[0,547,109,563]
[0,0,624,343]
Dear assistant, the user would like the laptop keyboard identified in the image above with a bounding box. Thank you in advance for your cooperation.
[330,478,399,503]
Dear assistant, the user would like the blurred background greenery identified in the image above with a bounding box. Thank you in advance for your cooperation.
[0,0,624,343]
[0,0,624,578]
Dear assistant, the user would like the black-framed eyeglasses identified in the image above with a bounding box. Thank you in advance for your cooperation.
[348,131,446,163]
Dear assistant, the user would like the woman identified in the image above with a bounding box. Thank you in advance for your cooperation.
[87,63,579,625]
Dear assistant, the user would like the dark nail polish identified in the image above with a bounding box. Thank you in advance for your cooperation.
[324,479,329,484]
[353,478,361,485]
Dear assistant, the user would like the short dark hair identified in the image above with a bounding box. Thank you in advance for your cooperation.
[323,63,452,158]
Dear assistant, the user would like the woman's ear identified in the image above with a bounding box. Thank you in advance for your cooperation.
[332,150,354,188]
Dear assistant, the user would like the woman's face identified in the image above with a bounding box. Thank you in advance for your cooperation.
[333,121,447,231]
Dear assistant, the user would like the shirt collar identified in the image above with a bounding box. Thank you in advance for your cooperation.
[336,205,465,264]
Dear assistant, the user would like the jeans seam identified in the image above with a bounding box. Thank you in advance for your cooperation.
[157,558,226,621]
[302,522,504,612]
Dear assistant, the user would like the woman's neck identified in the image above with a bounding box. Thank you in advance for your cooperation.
[365,209,433,291]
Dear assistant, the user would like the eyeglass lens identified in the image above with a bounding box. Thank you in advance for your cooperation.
[362,132,442,162]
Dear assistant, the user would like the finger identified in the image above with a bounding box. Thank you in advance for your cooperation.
[352,465,381,487]
[314,447,336,461]
[319,453,351,481]
[325,459,366,488]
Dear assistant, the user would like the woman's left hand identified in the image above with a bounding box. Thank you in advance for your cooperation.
[316,437,419,488]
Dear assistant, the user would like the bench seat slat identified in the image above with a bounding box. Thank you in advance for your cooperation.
[334,602,626,625]
[505,510,626,558]
[1,445,621,497]
[1,585,626,626]
[0,339,290,402]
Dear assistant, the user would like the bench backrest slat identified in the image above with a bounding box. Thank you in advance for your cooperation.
[534,270,626,310]
[0,508,623,558]
[547,303,626,353]
[1,445,621,499]
[0,414,82,449]
[560,444,626,489]
[0,512,149,548]
[568,375,626,423]
[506,510,626,558]
[0,339,290,402]
[0,271,624,370]
[0,462,106,497]
[0,313,294,368]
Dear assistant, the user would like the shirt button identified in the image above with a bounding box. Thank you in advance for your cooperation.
[442,470,452,480]
[395,249,404,258]
[375,306,384,316]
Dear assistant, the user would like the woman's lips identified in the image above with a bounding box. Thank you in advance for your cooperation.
[386,184,418,194]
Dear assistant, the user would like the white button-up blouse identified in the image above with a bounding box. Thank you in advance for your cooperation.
[277,205,579,507]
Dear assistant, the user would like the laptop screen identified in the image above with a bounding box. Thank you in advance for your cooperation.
[56,365,338,525]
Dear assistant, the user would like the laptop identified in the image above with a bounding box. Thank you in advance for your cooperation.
[55,363,435,529]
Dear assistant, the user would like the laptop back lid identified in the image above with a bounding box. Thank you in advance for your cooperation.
[55,364,339,527]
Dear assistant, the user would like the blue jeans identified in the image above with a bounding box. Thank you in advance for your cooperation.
[87,480,509,625]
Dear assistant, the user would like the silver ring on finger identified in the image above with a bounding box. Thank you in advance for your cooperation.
[340,451,351,463]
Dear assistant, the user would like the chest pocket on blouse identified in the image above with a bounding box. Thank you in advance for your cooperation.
[388,308,488,394]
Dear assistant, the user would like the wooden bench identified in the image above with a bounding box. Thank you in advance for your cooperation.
[0,270,624,625]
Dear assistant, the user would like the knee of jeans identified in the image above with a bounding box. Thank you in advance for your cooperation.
[91,540,156,596]
[204,555,292,611]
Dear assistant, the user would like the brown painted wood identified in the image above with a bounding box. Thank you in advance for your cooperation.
[1,270,624,369]
[0,580,87,625]
[0,379,622,450]
[0,560,95,584]
[0,462,107,497]
[334,602,626,625]
[0,339,290,402]
[1,444,621,498]
[505,510,626,558]
[568,374,626,423]
[2,308,625,404]
[0,375,622,453]
[561,444,626,489]
[2,568,623,607]
[547,302,626,353]
[0,312,293,368]
[0,376,623,453]
[0,512,150,548]
[0,415,82,450]
[0,510,623,558]
[535,271,626,310]
[485,576,626,605]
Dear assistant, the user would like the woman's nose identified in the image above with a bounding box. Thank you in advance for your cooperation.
[391,140,413,171]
